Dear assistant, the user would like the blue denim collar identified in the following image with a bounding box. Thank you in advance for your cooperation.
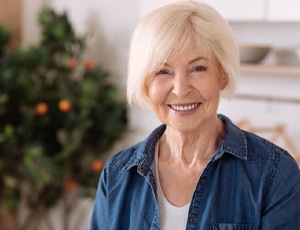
[214,114,248,161]
[122,114,247,174]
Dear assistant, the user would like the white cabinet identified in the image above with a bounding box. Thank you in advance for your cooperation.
[139,0,300,22]
[201,0,265,21]
[138,0,265,21]
[201,0,300,22]
[268,0,300,21]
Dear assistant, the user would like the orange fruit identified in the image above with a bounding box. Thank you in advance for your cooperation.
[67,58,76,69]
[35,102,48,116]
[65,180,76,191]
[84,59,95,71]
[92,160,104,173]
[58,100,72,113]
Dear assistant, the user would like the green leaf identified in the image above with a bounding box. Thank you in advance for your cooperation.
[0,25,11,49]
[23,146,50,184]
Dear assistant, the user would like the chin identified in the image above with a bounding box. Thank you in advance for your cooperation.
[167,122,201,133]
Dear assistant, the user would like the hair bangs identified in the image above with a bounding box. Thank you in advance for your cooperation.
[147,18,212,74]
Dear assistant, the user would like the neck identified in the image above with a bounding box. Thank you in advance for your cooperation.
[160,117,225,165]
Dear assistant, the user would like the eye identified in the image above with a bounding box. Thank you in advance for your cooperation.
[156,69,171,76]
[192,66,207,72]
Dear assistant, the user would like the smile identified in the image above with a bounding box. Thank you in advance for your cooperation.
[170,103,200,111]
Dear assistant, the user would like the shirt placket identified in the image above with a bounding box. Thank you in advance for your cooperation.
[186,160,215,230]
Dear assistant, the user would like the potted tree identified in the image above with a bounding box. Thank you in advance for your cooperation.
[0,7,127,230]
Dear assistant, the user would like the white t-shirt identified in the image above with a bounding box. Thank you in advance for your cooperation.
[152,143,191,230]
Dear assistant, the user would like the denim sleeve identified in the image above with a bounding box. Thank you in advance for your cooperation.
[262,151,300,228]
[90,167,108,230]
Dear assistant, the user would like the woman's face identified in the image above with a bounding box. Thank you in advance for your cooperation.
[145,48,226,133]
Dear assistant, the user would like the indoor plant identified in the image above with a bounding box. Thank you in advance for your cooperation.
[0,7,127,230]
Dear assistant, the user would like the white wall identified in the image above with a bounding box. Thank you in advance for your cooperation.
[220,22,300,156]
[22,1,300,228]
[22,0,300,161]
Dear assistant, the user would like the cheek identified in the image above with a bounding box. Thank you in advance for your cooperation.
[146,81,167,105]
[200,78,221,95]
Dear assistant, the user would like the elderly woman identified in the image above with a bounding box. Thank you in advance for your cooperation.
[91,1,300,229]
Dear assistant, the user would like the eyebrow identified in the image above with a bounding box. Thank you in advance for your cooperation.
[162,56,209,67]
[188,56,209,64]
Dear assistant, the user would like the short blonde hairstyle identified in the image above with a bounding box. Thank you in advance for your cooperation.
[127,1,239,108]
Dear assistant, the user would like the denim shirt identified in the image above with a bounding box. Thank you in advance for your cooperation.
[90,114,300,230]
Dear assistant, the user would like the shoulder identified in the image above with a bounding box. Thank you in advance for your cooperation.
[220,114,300,199]
[242,130,288,162]
[104,124,166,171]
[219,114,297,166]
[105,142,142,170]
[241,129,300,183]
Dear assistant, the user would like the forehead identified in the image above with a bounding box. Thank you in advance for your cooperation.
[167,47,210,62]
[145,27,215,73]
[157,47,218,70]
[170,37,210,56]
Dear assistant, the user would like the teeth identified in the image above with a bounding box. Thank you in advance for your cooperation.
[171,103,198,111]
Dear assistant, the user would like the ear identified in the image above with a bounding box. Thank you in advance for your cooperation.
[219,70,228,91]
[143,80,149,97]
[220,76,228,90]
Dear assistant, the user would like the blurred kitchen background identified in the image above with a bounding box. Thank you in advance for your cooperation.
[1,0,300,229]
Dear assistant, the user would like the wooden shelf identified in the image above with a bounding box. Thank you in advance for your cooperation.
[240,64,300,76]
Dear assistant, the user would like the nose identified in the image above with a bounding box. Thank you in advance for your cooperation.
[172,72,192,97]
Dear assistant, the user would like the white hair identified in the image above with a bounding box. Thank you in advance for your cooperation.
[127,1,239,108]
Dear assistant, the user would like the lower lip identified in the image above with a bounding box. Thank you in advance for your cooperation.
[169,103,201,115]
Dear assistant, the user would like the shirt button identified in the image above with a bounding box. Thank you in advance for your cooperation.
[139,167,145,172]
[189,217,195,222]
[200,178,204,183]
